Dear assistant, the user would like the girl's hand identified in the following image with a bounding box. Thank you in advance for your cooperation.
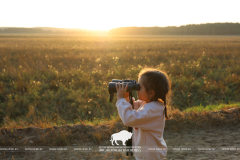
[125,92,129,102]
[116,82,129,101]
[133,98,144,110]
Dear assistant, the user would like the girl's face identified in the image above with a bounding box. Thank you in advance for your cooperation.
[137,76,150,103]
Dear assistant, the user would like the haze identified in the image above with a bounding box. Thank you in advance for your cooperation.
[1,0,240,30]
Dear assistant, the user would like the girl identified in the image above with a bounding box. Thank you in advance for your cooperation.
[115,68,171,160]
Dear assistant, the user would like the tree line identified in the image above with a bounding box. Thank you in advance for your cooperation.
[0,28,55,34]
[0,27,106,35]
[109,23,240,35]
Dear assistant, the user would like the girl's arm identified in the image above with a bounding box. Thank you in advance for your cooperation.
[115,82,149,128]
[116,98,150,128]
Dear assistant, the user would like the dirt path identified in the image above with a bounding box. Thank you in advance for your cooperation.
[1,125,240,160]
[164,125,240,160]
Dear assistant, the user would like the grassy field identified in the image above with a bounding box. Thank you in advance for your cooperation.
[0,34,240,129]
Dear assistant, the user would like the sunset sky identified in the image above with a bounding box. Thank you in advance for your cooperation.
[1,0,240,30]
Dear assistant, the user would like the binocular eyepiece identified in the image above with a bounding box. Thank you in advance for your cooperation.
[108,79,140,102]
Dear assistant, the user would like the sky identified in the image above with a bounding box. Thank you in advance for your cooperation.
[1,0,240,30]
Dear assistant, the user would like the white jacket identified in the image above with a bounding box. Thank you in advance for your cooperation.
[116,98,167,160]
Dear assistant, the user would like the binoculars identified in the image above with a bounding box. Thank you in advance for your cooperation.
[108,79,140,102]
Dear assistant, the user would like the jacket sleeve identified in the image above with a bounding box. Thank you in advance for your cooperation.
[116,98,150,129]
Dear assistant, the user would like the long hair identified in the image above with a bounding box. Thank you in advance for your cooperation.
[138,68,171,120]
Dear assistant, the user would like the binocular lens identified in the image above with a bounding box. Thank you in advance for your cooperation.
[108,82,140,93]
[108,79,140,102]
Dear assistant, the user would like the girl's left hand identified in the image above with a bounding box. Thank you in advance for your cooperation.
[116,82,129,101]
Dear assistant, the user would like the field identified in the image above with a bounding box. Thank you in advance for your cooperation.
[0,35,239,127]
[0,35,240,159]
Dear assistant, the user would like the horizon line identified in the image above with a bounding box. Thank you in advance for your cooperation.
[0,22,239,31]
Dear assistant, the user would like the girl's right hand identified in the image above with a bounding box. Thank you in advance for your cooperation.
[133,98,144,110]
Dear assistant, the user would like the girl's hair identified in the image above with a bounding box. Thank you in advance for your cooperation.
[138,68,171,120]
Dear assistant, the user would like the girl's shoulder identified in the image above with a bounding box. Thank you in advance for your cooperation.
[146,101,164,109]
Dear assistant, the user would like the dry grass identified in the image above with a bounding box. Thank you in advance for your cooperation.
[0,105,239,148]
[166,105,240,132]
